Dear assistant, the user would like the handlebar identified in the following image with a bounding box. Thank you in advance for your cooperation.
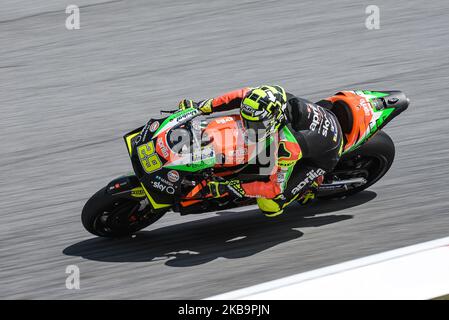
[160,109,179,114]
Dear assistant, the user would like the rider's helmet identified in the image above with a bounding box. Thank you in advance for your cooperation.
[240,85,288,141]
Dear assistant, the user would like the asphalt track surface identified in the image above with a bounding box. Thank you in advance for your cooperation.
[1,0,449,299]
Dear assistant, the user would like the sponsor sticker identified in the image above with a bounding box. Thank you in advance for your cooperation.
[241,103,255,114]
[149,121,160,132]
[131,188,146,197]
[359,98,373,117]
[166,186,175,195]
[151,181,167,193]
[215,117,234,125]
[155,175,174,186]
[277,171,286,184]
[157,138,170,158]
[134,135,142,144]
[167,170,180,183]
[175,109,197,123]
[291,168,326,195]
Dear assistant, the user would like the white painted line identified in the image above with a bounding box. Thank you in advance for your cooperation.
[207,236,449,300]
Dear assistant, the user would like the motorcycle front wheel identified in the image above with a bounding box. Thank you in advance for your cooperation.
[81,187,167,238]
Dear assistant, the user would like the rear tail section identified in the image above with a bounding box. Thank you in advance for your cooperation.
[324,90,409,153]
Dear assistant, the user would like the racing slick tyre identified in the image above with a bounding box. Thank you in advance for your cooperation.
[81,187,167,238]
[318,130,395,199]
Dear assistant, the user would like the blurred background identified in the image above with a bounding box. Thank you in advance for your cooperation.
[1,0,449,299]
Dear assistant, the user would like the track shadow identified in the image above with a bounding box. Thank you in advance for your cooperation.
[64,191,376,267]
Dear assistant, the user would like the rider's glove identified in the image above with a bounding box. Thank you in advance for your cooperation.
[208,180,245,198]
[178,98,213,115]
[178,99,198,110]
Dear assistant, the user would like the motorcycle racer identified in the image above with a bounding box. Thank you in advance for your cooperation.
[178,85,344,217]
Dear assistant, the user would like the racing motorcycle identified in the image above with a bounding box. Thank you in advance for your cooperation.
[81,90,409,237]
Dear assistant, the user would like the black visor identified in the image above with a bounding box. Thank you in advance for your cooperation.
[243,118,272,142]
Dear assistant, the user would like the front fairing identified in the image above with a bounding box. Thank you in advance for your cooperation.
[123,108,203,206]
[122,108,250,202]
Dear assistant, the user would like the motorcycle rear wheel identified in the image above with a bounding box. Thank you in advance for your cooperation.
[318,130,395,199]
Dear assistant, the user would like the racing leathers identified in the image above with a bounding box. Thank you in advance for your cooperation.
[181,87,344,216]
